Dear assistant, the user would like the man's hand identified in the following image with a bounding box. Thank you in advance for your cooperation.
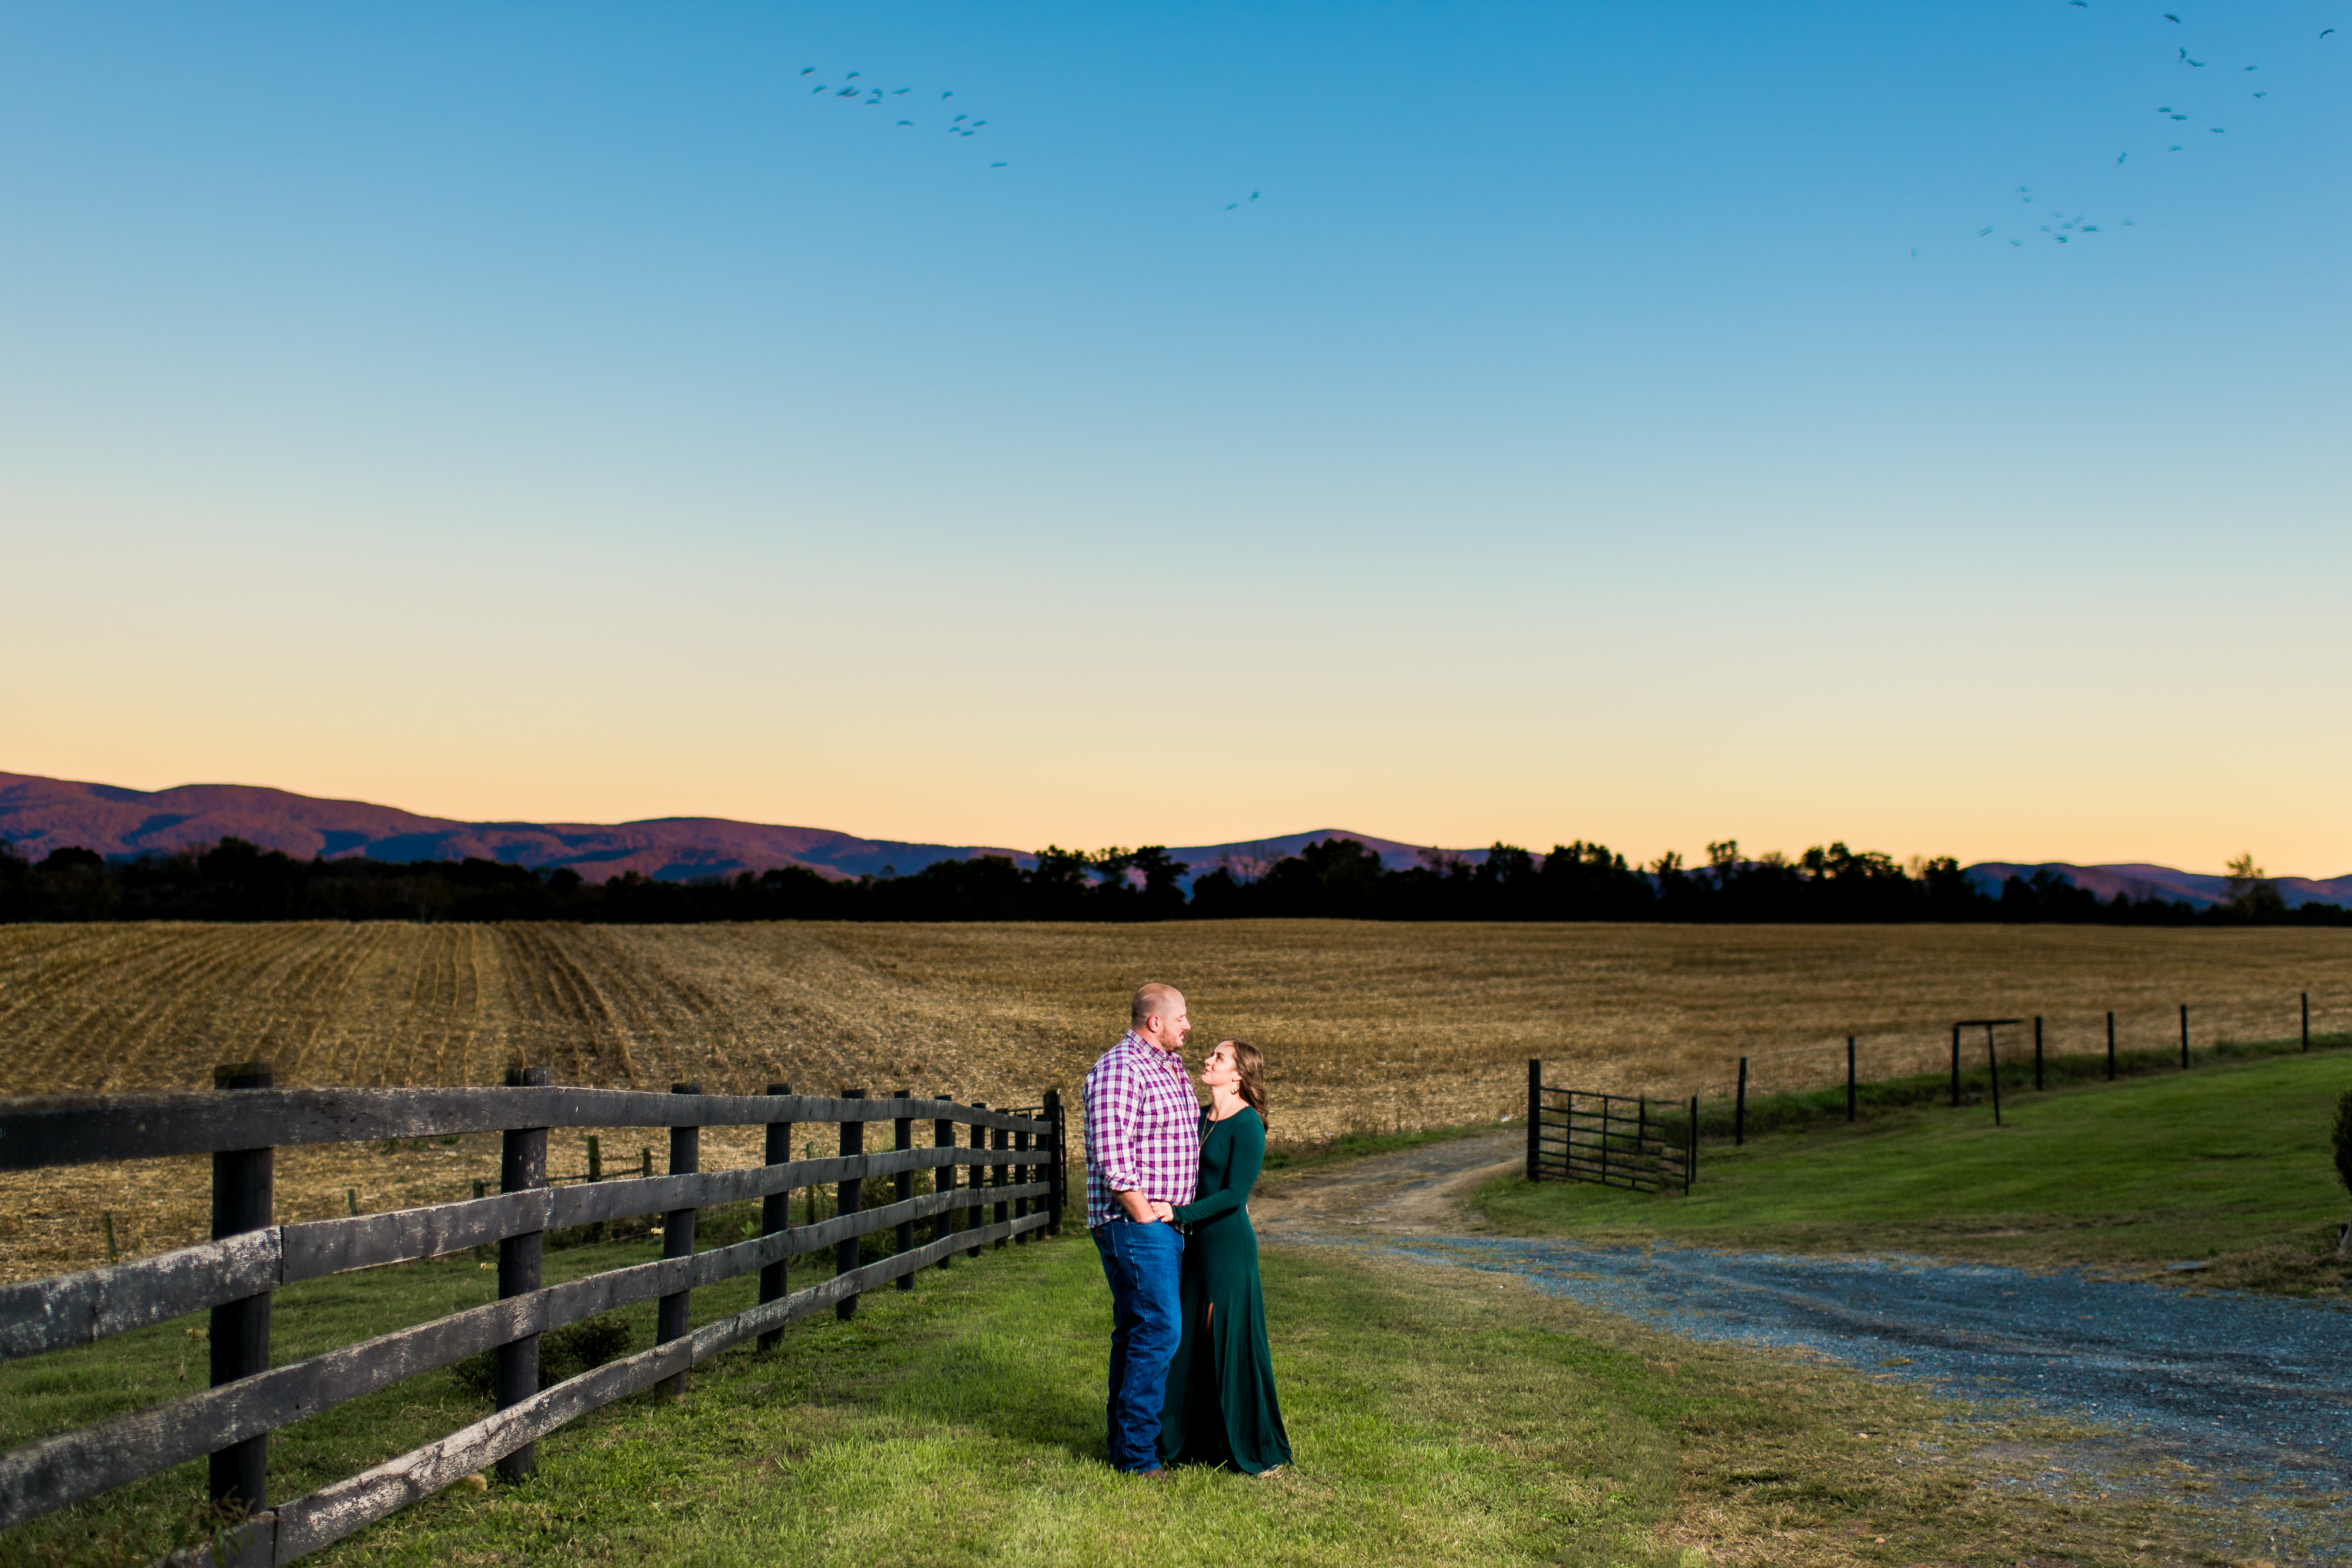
[1148,1201,1177,1223]
[1115,1188,1160,1223]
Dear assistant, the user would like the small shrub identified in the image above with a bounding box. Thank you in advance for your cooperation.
[451,1313,636,1400]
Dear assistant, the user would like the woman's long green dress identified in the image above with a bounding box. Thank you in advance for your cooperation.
[1157,1106,1292,1473]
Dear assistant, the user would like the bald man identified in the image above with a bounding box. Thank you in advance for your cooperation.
[1083,981,1202,1477]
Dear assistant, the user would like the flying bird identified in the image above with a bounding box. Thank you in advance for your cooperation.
[846,72,860,79]
[941,90,954,98]
[2162,11,2179,19]
[990,162,1007,168]
[1979,226,1994,235]
[800,66,815,75]
[894,88,910,95]
[897,119,912,125]
[2253,91,2267,97]
[1251,190,1260,200]
[1225,202,1238,210]
[2324,28,2337,37]
[2117,151,2127,162]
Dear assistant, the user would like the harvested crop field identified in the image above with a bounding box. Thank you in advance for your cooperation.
[3,920,2348,1278]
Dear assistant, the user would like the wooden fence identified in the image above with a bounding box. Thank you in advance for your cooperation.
[1524,1061,1694,1195]
[0,1063,1065,1566]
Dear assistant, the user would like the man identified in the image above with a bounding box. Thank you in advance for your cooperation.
[1084,981,1202,1477]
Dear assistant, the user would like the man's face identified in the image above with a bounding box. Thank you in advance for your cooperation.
[1144,997,1191,1052]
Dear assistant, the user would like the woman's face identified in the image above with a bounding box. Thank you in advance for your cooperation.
[1201,1039,1239,1089]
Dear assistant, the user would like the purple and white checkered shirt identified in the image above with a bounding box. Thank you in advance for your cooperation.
[1083,1031,1201,1229]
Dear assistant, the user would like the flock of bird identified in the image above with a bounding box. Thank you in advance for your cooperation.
[797,67,1010,168]
[793,63,1262,210]
[1970,4,2338,250]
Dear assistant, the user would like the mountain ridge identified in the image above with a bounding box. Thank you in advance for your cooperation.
[3,770,2344,907]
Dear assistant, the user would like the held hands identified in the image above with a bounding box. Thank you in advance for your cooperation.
[1147,1201,1177,1223]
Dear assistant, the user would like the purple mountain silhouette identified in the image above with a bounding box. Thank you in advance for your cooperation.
[4,770,2341,905]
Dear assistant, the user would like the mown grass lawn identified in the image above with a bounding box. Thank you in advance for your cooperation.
[1478,1048,2352,1293]
[4,1223,2308,1567]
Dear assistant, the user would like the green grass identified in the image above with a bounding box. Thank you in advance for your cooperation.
[1259,1119,1504,1175]
[1481,1047,2352,1294]
[6,1209,2331,1565]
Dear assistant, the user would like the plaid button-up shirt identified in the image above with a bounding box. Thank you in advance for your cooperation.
[1083,1030,1201,1229]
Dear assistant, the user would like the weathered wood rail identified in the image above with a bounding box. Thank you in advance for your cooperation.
[0,1064,1066,1566]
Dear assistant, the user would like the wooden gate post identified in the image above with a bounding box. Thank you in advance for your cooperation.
[1949,1024,1961,1106]
[933,1094,956,1268]
[658,1082,701,1400]
[2033,1017,2044,1092]
[1685,1095,1698,1192]
[1846,1035,1856,1123]
[2303,991,2311,1051]
[2106,1011,2116,1080]
[1043,1088,1065,1236]
[835,1089,866,1321]
[758,1082,792,1351]
[1525,1059,1541,1181]
[209,1060,275,1517]
[894,1091,917,1288]
[496,1065,552,1479]
[1735,1057,1748,1146]
[2179,1004,2190,1069]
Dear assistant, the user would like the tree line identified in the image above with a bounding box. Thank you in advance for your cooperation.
[2,834,2339,925]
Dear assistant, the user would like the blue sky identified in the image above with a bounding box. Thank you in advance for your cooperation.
[5,2,2347,871]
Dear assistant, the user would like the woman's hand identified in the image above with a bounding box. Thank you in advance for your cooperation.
[1148,1201,1177,1223]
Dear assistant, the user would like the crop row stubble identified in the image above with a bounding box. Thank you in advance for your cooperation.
[1,919,2347,1278]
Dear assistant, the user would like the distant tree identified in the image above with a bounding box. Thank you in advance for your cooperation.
[2224,851,2286,922]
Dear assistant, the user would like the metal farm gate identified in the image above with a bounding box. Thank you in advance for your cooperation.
[1525,1060,1694,1195]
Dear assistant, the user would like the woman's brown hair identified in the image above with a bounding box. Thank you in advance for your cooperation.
[1223,1038,1268,1124]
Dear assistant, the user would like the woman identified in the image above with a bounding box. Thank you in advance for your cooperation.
[1152,1037,1292,1475]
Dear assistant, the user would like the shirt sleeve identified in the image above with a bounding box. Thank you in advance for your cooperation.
[1089,1051,1147,1194]
[1172,1112,1264,1226]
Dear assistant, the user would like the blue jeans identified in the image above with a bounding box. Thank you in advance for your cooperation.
[1094,1219,1185,1472]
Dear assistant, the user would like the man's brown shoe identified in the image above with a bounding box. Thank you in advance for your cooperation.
[1138,1466,1175,1480]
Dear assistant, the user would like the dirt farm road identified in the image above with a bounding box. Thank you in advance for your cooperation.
[1259,1129,2352,1549]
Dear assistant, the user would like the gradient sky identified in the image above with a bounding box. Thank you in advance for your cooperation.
[6,2,2347,874]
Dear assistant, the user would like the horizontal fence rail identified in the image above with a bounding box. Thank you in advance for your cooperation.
[0,1067,1068,1568]
[1525,1061,1693,1195]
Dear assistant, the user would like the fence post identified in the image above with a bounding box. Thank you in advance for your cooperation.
[2303,991,2311,1052]
[1685,1095,1697,1193]
[1012,1121,1031,1245]
[1525,1059,1541,1181]
[894,1091,917,1287]
[836,1088,867,1322]
[496,1064,552,1479]
[1637,1096,1649,1182]
[2106,1011,2116,1080]
[2033,1017,2043,1092]
[1949,1024,1960,1107]
[586,1134,606,1245]
[1734,1057,1748,1146]
[2180,1003,2189,1069]
[209,1059,274,1519]
[1986,1030,2003,1128]
[658,1082,700,1401]
[934,1094,956,1268]
[759,1082,792,1351]
[993,1122,1010,1248]
[1846,1036,1856,1124]
[1044,1088,1065,1236]
[967,1104,986,1256]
